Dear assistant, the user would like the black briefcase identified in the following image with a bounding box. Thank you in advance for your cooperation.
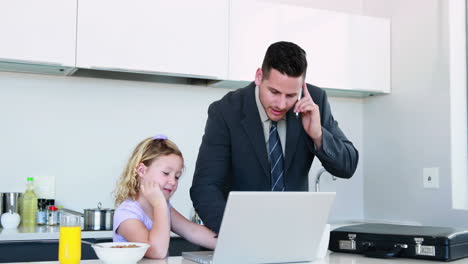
[329,223,468,261]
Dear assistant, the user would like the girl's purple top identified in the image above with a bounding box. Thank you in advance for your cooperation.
[113,199,171,242]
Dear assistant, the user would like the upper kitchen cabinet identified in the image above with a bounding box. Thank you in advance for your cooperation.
[0,0,77,75]
[224,0,390,96]
[76,0,229,80]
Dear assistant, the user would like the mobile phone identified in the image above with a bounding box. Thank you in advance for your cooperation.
[295,85,303,118]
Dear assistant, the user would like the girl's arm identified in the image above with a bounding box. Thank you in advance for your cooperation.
[170,207,217,249]
[117,181,170,259]
[117,201,170,259]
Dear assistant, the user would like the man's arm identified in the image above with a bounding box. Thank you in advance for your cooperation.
[190,102,231,234]
[298,85,358,179]
[313,90,358,178]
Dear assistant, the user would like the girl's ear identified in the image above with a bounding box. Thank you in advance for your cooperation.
[136,163,147,177]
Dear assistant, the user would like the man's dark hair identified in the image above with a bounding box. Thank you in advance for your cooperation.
[261,41,307,80]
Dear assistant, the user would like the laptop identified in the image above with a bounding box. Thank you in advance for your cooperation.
[182,191,336,264]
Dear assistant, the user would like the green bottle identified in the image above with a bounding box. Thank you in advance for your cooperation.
[22,177,38,226]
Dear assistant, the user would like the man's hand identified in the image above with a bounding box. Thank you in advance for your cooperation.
[294,83,323,149]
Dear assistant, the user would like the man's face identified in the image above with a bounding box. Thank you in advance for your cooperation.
[255,68,303,122]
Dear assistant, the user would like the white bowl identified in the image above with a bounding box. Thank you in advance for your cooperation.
[91,242,150,264]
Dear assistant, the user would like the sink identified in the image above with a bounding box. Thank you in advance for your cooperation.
[329,220,363,230]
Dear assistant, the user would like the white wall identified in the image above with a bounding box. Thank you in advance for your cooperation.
[297,0,468,227]
[10,0,465,229]
[0,71,228,218]
[0,71,364,222]
[304,0,468,227]
[311,97,364,222]
[362,0,468,228]
[275,0,364,14]
[449,0,468,210]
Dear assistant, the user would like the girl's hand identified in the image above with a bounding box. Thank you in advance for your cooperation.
[140,180,166,208]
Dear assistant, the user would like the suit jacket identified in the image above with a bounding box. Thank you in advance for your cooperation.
[190,82,358,233]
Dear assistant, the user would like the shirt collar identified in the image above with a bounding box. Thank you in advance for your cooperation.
[255,85,269,123]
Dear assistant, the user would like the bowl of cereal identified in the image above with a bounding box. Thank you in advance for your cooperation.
[91,242,150,264]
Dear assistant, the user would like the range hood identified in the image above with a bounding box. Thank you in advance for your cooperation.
[208,79,384,98]
[0,58,76,76]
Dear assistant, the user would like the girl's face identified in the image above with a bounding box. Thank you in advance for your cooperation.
[138,154,183,200]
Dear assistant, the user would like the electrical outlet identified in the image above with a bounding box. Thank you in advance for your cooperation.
[423,167,439,189]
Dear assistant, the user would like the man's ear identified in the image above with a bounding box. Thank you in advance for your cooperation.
[254,68,263,86]
[136,163,147,177]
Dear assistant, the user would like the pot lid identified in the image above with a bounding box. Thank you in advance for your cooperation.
[84,202,115,211]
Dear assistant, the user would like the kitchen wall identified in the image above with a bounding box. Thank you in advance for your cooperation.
[362,0,468,228]
[285,0,468,228]
[0,70,364,222]
[4,0,462,229]
[275,0,365,14]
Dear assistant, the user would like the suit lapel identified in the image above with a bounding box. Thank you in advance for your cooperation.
[284,110,301,175]
[241,83,270,179]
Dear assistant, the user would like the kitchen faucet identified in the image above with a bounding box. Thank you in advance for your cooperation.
[190,208,203,225]
[315,167,336,192]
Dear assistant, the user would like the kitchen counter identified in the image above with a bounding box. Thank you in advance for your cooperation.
[0,226,180,241]
[0,226,112,241]
[0,220,361,242]
[4,252,468,264]
[0,227,200,263]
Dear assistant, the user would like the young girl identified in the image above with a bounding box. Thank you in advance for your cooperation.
[113,134,217,259]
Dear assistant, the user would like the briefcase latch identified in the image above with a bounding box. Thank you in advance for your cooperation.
[414,237,435,256]
[339,234,357,250]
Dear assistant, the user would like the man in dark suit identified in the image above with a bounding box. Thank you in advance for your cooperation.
[191,41,359,233]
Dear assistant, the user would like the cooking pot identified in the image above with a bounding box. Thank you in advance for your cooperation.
[62,202,114,231]
[2,192,23,214]
[0,193,3,215]
[83,202,115,231]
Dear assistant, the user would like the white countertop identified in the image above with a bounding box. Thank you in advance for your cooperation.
[0,225,180,241]
[3,252,468,264]
[0,225,112,241]
[0,222,356,242]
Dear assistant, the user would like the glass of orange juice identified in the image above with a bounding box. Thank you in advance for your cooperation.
[59,213,81,264]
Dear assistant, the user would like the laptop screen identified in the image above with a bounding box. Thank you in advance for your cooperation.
[184,191,336,264]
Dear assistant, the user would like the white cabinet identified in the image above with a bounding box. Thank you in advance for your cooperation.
[227,0,390,94]
[0,0,77,75]
[77,0,229,80]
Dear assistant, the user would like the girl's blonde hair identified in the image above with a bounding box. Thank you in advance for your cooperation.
[113,137,183,206]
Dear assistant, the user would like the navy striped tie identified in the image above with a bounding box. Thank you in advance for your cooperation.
[269,121,285,191]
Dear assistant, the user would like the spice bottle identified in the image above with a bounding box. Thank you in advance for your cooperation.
[47,205,59,226]
[37,199,47,225]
